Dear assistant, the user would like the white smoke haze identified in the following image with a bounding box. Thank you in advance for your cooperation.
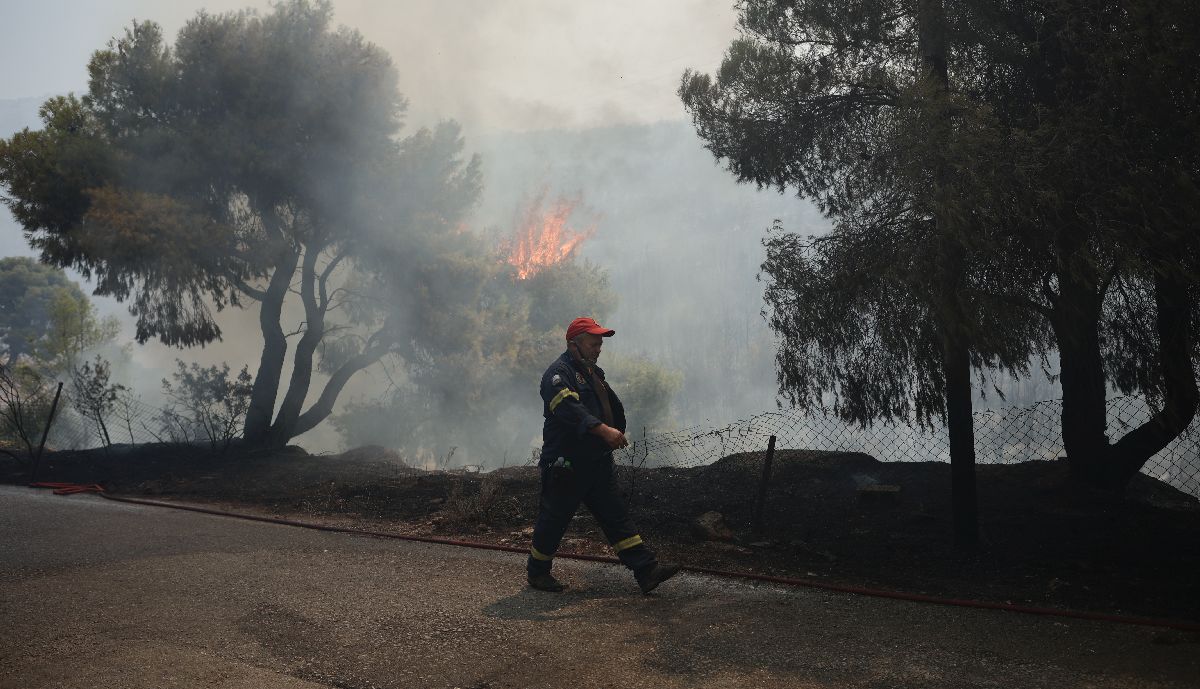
[0,1,849,460]
[1,1,741,131]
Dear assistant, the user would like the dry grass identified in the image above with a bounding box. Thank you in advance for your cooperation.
[442,472,510,525]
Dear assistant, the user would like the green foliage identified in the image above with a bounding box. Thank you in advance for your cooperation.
[334,247,680,464]
[0,257,79,363]
[0,1,424,345]
[70,355,125,447]
[682,0,1198,414]
[0,0,482,448]
[40,287,121,375]
[682,0,1051,425]
[158,360,254,451]
[0,361,57,457]
[684,0,1200,485]
[0,257,119,374]
[604,354,683,434]
[0,96,117,265]
[399,250,621,463]
[520,260,614,333]
[760,229,946,425]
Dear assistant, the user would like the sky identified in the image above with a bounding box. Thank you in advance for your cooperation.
[0,0,741,132]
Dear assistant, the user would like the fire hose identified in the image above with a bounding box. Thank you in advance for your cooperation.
[26,482,1200,634]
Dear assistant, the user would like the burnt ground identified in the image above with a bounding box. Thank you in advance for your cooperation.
[4,444,1199,625]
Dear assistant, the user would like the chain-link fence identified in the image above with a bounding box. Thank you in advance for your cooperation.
[614,395,1200,499]
[25,380,1200,500]
[38,390,241,454]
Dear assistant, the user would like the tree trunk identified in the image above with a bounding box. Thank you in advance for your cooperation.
[97,414,111,447]
[943,321,978,551]
[241,235,394,451]
[1108,270,1198,483]
[920,0,979,551]
[1023,2,1194,490]
[243,247,300,447]
[937,222,978,551]
[290,344,390,439]
[1051,263,1110,479]
[1053,263,1197,489]
[265,244,327,449]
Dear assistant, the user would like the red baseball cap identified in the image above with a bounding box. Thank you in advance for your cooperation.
[566,316,615,340]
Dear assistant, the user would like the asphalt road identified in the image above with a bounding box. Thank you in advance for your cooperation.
[1,485,1196,689]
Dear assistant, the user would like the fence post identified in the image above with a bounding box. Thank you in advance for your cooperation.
[30,381,64,483]
[752,434,777,534]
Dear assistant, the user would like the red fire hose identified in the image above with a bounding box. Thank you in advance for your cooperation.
[27,482,1200,634]
[29,481,106,495]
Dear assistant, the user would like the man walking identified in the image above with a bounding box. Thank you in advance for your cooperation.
[527,316,680,594]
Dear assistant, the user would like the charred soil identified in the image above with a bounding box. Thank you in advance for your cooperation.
[5,444,1199,624]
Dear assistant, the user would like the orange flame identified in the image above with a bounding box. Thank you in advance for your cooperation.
[505,192,594,279]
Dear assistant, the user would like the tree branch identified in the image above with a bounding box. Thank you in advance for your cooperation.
[983,290,1052,318]
[292,339,393,437]
[319,250,347,311]
[1098,258,1120,299]
[231,273,269,301]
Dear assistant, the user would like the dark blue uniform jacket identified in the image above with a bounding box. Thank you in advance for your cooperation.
[539,351,626,466]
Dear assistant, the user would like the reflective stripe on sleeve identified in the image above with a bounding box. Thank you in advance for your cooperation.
[613,535,643,552]
[548,388,580,412]
[530,546,554,561]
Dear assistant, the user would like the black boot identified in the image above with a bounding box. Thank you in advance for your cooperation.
[635,562,681,595]
[527,572,567,592]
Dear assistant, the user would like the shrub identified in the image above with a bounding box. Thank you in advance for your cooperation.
[157,360,253,452]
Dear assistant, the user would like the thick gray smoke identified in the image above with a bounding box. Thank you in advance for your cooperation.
[1,3,830,464]
[1,2,1057,467]
[1,1,1067,467]
[473,123,825,424]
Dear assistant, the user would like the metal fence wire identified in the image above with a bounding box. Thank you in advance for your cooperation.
[35,386,1200,500]
[614,395,1200,500]
[43,390,241,453]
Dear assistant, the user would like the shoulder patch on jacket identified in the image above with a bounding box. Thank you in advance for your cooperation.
[550,374,563,386]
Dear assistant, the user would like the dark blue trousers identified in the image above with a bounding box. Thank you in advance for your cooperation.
[527,455,656,576]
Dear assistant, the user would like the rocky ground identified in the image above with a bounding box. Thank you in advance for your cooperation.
[4,443,1198,624]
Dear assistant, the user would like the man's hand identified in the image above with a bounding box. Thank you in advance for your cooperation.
[589,423,628,450]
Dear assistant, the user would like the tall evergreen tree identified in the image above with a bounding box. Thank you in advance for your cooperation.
[682,0,1047,546]
[0,1,481,449]
[682,0,1200,495]
[0,257,119,372]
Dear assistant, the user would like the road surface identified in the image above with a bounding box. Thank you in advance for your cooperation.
[1,485,1196,688]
